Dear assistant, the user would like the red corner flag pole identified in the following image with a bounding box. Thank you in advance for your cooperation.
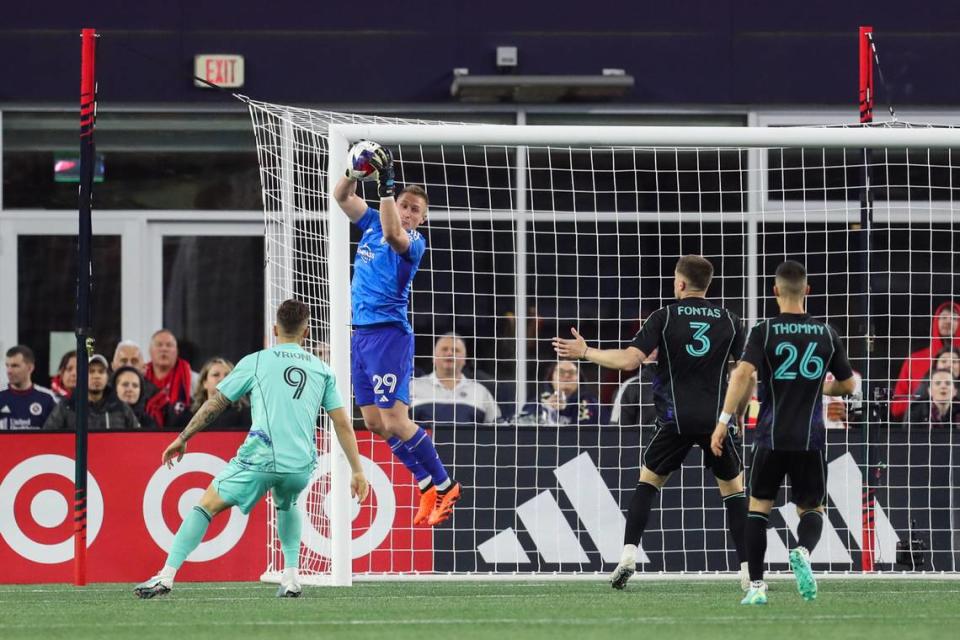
[75,27,98,587]
[859,26,874,125]
[858,24,877,574]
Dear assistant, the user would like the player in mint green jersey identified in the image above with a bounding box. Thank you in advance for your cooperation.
[134,299,369,599]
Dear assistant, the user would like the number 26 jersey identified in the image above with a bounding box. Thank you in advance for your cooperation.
[741,313,853,451]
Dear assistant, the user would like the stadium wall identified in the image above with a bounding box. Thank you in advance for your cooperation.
[4,3,960,105]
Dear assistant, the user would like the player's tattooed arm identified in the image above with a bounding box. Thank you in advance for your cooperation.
[161,392,231,468]
[178,391,231,443]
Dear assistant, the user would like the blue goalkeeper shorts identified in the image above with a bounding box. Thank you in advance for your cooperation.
[351,324,413,408]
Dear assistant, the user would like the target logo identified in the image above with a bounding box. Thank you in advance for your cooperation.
[142,453,249,561]
[299,454,396,559]
[0,454,104,564]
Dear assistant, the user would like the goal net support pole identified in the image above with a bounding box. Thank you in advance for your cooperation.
[74,26,98,587]
[858,24,877,574]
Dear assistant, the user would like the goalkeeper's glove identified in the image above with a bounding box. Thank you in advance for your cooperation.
[369,145,395,198]
[344,166,369,181]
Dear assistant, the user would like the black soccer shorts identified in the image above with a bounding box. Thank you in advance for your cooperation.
[641,426,743,481]
[748,447,827,509]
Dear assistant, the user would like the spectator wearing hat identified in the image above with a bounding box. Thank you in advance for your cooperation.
[44,354,140,431]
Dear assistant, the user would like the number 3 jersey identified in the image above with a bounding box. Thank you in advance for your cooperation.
[631,298,744,435]
[217,342,344,473]
[741,313,853,451]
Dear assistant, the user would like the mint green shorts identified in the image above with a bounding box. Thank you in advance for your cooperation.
[213,461,312,514]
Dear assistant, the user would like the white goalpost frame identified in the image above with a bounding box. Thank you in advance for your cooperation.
[316,121,960,584]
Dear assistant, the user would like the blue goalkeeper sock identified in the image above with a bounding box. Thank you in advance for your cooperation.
[403,427,451,490]
[387,436,432,490]
[166,505,212,570]
[276,505,303,570]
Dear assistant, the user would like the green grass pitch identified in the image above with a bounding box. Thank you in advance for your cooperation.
[1,579,958,640]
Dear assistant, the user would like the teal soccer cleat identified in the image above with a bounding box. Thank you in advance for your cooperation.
[740,581,768,605]
[789,547,818,601]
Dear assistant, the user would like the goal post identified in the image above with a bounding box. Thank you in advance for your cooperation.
[248,99,960,583]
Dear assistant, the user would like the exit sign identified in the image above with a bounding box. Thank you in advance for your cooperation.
[194,54,244,88]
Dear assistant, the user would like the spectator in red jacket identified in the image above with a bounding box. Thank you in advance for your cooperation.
[891,301,960,420]
[144,329,194,420]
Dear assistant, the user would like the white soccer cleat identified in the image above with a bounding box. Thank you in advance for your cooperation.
[609,563,636,590]
[277,578,302,598]
[134,575,172,599]
[740,561,750,592]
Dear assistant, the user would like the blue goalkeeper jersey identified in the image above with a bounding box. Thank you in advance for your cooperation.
[351,207,426,333]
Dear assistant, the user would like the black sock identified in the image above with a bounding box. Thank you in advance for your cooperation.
[723,491,748,563]
[797,510,824,552]
[745,511,769,582]
[623,482,660,546]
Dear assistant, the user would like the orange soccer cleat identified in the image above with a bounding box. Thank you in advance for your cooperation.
[427,481,463,526]
[413,485,437,525]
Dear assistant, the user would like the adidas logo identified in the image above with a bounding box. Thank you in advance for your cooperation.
[377,395,389,404]
[763,452,899,564]
[0,405,10,414]
[478,452,650,565]
[478,451,899,568]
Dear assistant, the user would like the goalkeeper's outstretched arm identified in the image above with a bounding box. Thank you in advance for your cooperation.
[334,175,369,222]
[552,327,646,371]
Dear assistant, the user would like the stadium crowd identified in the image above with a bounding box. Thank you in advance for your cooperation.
[2,300,958,432]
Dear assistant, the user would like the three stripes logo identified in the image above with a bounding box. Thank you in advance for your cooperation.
[478,453,650,565]
[478,451,899,568]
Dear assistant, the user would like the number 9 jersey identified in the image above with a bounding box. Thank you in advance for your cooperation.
[217,343,344,473]
[631,298,744,435]
[741,313,853,451]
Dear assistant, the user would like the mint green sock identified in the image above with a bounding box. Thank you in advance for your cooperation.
[276,506,302,569]
[166,506,212,569]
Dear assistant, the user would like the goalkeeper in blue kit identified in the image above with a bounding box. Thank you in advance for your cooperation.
[134,299,369,599]
[334,141,462,527]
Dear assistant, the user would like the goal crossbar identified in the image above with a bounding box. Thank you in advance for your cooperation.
[328,123,960,148]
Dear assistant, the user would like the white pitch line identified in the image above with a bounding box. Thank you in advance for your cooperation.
[3,614,960,629]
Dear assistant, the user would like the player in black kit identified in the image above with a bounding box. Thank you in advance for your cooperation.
[711,260,856,605]
[554,255,751,591]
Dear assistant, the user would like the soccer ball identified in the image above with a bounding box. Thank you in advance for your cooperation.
[348,140,382,182]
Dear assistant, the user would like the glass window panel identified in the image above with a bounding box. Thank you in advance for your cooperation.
[768,147,960,201]
[3,112,259,209]
[17,235,121,387]
[162,236,264,368]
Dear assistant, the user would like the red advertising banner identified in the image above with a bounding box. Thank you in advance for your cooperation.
[0,432,432,583]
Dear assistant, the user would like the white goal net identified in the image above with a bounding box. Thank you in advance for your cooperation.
[246,98,960,584]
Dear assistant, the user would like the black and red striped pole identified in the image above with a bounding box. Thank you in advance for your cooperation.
[858,25,877,574]
[75,27,98,586]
